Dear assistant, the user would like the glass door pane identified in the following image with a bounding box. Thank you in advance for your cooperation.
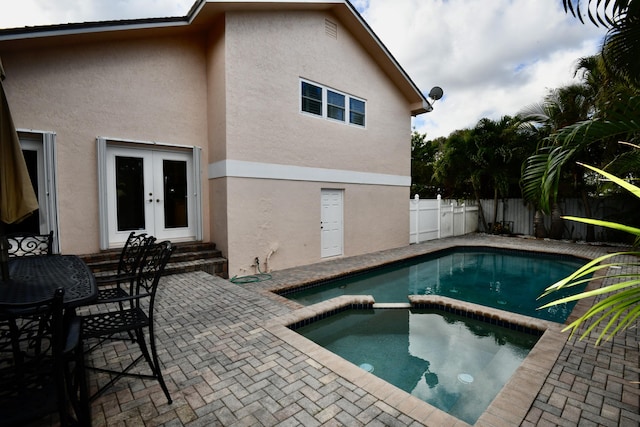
[162,159,188,229]
[115,156,145,231]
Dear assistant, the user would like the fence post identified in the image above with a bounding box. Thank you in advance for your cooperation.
[437,194,442,239]
[414,194,420,244]
[462,203,466,235]
[450,201,455,236]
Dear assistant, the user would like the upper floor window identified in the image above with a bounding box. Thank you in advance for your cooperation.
[300,80,366,127]
[327,90,345,121]
[350,98,365,126]
[302,82,323,116]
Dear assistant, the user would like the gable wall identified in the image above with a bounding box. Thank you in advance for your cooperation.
[215,10,413,276]
[224,10,411,174]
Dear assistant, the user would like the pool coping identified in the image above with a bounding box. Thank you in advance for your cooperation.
[264,285,603,427]
[260,238,612,426]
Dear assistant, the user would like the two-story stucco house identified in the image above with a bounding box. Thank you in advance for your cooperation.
[0,0,432,277]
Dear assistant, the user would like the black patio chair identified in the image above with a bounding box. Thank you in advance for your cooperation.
[95,231,155,303]
[0,288,91,426]
[5,231,54,257]
[81,240,174,404]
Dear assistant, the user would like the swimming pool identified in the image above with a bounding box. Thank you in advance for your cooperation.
[283,247,586,322]
[294,307,539,425]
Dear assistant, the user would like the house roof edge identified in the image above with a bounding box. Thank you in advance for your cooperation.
[0,0,431,113]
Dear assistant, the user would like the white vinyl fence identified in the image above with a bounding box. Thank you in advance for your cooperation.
[410,195,479,244]
[410,196,634,244]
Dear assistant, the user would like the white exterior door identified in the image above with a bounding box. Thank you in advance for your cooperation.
[13,132,60,253]
[106,146,195,246]
[321,189,343,258]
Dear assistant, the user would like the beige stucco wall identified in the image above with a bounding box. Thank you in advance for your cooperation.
[1,33,210,254]
[225,178,409,276]
[1,4,424,275]
[224,10,411,174]
[206,18,230,257]
[217,10,413,276]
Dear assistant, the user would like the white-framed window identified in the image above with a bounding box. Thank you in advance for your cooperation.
[300,80,366,127]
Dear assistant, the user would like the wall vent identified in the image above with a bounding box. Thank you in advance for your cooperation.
[325,19,338,39]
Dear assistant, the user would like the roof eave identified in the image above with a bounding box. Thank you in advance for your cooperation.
[411,101,433,116]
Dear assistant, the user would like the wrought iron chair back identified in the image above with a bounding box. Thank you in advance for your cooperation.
[0,288,91,426]
[4,231,54,257]
[117,231,154,277]
[96,231,155,303]
[82,240,174,404]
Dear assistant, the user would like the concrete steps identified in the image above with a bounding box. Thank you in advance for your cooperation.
[81,241,228,279]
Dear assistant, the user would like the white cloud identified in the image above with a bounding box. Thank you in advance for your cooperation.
[358,0,607,139]
[0,0,607,140]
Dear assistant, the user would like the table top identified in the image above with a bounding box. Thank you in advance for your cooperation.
[0,255,97,308]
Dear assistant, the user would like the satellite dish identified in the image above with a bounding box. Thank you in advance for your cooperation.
[428,86,443,101]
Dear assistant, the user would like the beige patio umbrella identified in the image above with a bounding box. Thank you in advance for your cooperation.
[0,58,38,225]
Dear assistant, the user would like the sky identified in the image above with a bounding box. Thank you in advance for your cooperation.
[0,0,608,140]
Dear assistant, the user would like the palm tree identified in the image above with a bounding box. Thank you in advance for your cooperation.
[526,2,640,343]
[432,116,535,233]
[519,84,597,239]
[533,92,640,345]
[563,0,640,88]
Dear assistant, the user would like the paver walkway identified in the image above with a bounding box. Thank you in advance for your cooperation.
[33,235,639,426]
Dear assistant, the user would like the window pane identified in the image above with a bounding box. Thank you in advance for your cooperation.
[327,91,345,121]
[302,98,322,115]
[163,160,188,229]
[115,156,145,231]
[302,82,323,116]
[350,98,366,126]
[302,82,322,100]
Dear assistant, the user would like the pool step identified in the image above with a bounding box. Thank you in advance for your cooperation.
[372,303,412,308]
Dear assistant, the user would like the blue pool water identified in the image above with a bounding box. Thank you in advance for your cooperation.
[285,247,587,322]
[296,308,538,425]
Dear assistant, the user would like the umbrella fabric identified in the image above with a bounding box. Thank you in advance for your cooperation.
[0,59,38,224]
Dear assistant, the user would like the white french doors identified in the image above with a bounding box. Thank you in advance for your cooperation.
[320,189,343,258]
[106,146,195,246]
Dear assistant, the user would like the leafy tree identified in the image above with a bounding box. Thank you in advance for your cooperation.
[410,131,440,198]
[432,129,475,200]
[431,116,537,231]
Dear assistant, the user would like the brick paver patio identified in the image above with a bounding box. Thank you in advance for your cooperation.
[33,235,639,426]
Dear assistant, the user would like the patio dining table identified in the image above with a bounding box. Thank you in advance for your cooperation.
[0,255,97,308]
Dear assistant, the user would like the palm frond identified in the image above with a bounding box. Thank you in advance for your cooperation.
[540,159,640,344]
[564,289,640,344]
[602,7,640,88]
[577,162,640,197]
[563,215,640,236]
[563,0,631,27]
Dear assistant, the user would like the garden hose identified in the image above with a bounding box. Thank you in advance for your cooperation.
[230,258,272,284]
